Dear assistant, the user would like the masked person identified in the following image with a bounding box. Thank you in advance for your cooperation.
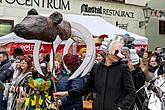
[54,38,136,110]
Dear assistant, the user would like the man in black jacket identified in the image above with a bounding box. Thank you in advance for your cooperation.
[0,51,13,110]
[54,41,136,110]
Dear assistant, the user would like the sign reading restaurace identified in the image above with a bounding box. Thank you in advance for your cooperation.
[0,0,70,10]
[81,4,134,18]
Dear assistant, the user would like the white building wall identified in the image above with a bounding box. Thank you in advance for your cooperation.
[0,0,146,36]
[125,0,150,6]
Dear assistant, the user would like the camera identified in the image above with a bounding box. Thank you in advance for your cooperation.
[157,52,165,75]
[157,52,165,66]
[123,36,135,49]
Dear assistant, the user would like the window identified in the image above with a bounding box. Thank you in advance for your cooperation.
[159,20,165,34]
[111,0,125,3]
[0,19,14,37]
[98,0,125,3]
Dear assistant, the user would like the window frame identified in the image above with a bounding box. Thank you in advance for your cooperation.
[159,20,165,35]
[0,19,14,36]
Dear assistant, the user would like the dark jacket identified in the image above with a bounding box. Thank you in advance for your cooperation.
[56,69,83,110]
[132,67,146,91]
[0,59,12,110]
[131,67,146,110]
[0,59,13,83]
[68,60,136,110]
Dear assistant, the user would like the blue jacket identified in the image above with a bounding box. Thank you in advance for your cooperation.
[56,69,84,110]
[0,59,13,83]
[0,59,12,110]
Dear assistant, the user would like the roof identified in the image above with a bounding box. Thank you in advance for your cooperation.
[63,14,148,45]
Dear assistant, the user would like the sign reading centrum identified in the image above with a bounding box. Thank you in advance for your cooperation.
[0,0,70,10]
[81,4,134,18]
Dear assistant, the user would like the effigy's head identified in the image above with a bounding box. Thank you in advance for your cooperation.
[14,8,71,42]
[28,77,51,94]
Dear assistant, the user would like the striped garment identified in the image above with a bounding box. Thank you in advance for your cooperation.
[7,72,32,110]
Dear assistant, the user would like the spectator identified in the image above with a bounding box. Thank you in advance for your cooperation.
[147,56,159,81]
[129,49,147,110]
[39,53,48,75]
[13,48,24,60]
[8,56,32,110]
[79,48,86,61]
[9,48,24,73]
[56,53,84,110]
[0,51,13,110]
[140,51,149,72]
[152,47,162,57]
[96,51,106,63]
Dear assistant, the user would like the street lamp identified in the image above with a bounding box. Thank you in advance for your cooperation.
[139,3,153,28]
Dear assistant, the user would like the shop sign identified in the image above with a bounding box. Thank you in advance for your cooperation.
[0,0,70,10]
[81,4,134,18]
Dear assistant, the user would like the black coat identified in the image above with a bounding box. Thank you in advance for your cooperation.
[132,67,146,91]
[131,67,146,110]
[68,60,136,110]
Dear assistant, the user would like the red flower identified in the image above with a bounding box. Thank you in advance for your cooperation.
[99,34,108,39]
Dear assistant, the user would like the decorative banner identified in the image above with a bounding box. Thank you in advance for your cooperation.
[2,42,147,56]
[134,44,148,52]
[9,43,73,55]
[9,43,102,56]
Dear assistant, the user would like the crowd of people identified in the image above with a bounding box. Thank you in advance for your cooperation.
[0,40,165,110]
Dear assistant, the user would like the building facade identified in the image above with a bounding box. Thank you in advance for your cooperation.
[146,0,165,50]
[0,0,151,47]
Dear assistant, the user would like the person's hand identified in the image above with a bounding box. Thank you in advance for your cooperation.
[9,86,15,93]
[57,99,62,107]
[53,91,68,98]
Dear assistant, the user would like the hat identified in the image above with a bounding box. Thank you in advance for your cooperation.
[97,51,106,59]
[79,48,86,57]
[13,48,24,58]
[63,53,80,71]
[129,49,139,65]
[122,47,130,54]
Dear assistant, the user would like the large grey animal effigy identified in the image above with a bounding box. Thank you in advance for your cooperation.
[14,8,96,80]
